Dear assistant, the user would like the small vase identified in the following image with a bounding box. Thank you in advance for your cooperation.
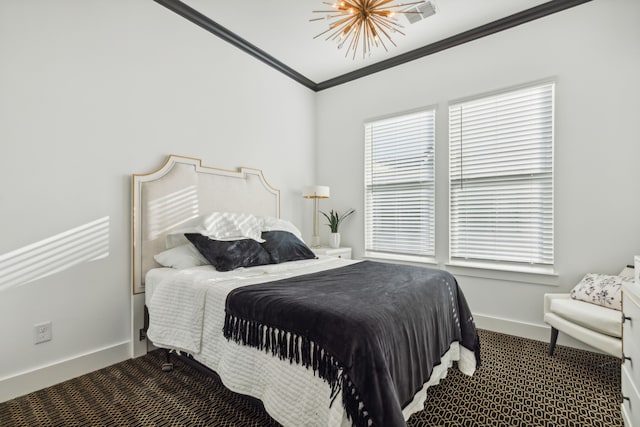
[329,232,340,249]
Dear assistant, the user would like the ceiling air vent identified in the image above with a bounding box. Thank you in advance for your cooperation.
[404,1,437,25]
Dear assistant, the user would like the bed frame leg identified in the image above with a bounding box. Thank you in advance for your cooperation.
[548,327,558,356]
[161,349,174,372]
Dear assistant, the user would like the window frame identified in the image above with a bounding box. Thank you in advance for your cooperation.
[363,107,437,263]
[447,80,555,269]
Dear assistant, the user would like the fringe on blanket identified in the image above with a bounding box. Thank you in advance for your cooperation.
[223,313,371,427]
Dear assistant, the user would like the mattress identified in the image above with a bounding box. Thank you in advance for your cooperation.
[145,256,475,427]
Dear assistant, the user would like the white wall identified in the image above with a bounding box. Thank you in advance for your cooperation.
[316,0,640,342]
[0,0,315,400]
[1,0,638,401]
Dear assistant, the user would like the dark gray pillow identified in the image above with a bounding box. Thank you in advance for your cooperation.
[260,231,316,264]
[184,234,273,272]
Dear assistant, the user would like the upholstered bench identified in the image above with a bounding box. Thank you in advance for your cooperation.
[544,293,622,357]
[544,267,634,358]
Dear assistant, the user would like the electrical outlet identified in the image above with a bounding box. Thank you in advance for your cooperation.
[34,321,52,344]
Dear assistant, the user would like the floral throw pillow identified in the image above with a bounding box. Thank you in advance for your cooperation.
[570,274,629,311]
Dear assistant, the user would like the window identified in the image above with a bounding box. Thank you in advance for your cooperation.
[364,109,435,259]
[449,82,554,266]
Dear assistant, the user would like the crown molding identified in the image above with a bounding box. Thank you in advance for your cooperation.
[153,0,592,92]
[152,0,317,91]
[316,0,592,90]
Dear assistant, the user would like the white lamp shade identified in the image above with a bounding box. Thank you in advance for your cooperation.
[303,185,330,199]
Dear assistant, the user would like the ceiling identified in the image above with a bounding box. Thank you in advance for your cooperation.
[162,0,587,88]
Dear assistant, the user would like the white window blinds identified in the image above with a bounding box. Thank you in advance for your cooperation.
[365,110,435,258]
[449,83,554,265]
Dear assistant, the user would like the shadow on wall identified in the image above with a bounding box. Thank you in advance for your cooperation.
[0,216,110,292]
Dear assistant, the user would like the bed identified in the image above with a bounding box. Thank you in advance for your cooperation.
[132,155,480,427]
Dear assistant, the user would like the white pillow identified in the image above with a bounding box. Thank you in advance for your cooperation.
[165,212,264,248]
[257,216,303,239]
[570,273,630,311]
[154,244,209,269]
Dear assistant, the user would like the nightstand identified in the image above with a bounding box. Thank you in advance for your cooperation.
[312,246,352,260]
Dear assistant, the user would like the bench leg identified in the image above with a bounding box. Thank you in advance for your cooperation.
[548,327,559,356]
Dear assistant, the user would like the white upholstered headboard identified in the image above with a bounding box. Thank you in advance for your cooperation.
[131,155,280,295]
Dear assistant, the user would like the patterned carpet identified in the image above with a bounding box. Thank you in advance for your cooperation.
[0,330,621,427]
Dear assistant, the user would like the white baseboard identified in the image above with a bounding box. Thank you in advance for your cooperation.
[0,341,130,403]
[0,315,604,404]
[474,313,603,354]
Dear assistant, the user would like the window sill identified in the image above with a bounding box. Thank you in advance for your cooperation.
[363,252,438,267]
[444,260,559,286]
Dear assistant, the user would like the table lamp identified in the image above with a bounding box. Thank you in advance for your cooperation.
[303,185,330,247]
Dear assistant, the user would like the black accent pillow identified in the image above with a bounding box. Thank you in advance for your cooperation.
[184,234,274,272]
[260,231,316,264]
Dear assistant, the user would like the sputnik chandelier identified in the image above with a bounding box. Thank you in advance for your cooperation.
[311,0,425,59]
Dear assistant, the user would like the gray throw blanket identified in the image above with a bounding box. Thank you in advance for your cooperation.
[223,261,480,427]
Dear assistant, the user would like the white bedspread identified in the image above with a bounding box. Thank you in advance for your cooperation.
[145,257,475,427]
[147,272,209,354]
